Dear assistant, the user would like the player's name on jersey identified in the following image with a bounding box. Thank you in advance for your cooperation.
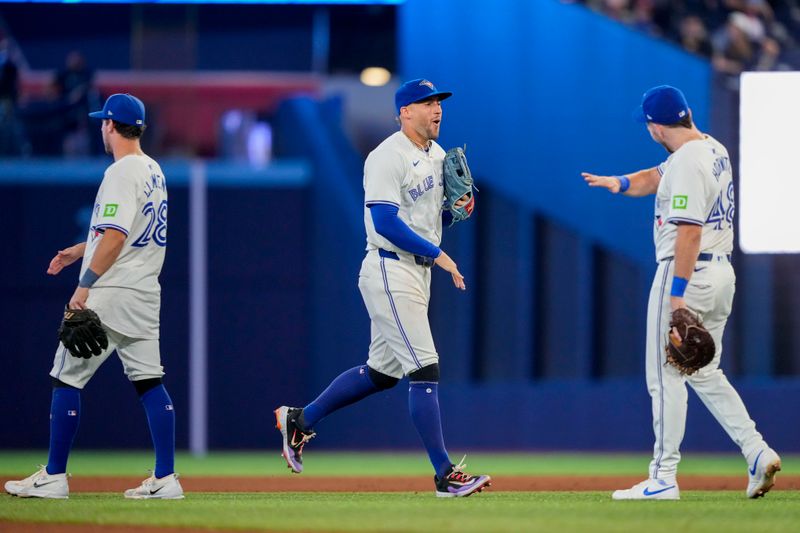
[143,170,166,199]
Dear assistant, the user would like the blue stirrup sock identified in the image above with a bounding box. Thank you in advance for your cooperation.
[140,385,176,479]
[408,382,452,478]
[46,387,81,475]
[300,365,381,430]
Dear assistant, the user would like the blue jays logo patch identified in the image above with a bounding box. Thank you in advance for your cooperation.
[419,80,435,90]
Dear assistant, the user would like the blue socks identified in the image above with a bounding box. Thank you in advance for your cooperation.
[140,385,175,479]
[301,366,381,429]
[45,383,174,479]
[298,367,452,478]
[46,387,81,475]
[408,382,451,478]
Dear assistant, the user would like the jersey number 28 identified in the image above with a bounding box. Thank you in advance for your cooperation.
[132,200,167,248]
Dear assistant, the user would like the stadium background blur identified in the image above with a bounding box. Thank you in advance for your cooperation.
[1,0,798,456]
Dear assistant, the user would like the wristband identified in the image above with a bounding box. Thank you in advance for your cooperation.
[670,276,689,298]
[616,175,630,193]
[78,268,100,288]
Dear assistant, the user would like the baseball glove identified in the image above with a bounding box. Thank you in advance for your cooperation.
[58,307,109,359]
[664,308,715,375]
[442,146,476,226]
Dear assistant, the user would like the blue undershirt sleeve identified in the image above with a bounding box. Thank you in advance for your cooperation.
[369,204,441,259]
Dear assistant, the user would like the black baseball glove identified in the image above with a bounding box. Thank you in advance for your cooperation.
[442,146,476,226]
[58,307,109,359]
[664,308,715,375]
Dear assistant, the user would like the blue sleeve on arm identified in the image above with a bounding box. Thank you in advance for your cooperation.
[370,204,441,258]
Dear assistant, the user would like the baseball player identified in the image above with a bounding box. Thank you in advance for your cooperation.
[4,94,183,500]
[583,85,780,500]
[275,79,491,498]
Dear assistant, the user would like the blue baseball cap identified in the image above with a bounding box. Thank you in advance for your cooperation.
[88,93,146,126]
[632,85,689,125]
[395,78,452,114]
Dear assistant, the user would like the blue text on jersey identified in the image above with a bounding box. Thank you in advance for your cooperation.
[705,180,735,230]
[711,156,731,182]
[408,176,435,202]
[144,171,167,199]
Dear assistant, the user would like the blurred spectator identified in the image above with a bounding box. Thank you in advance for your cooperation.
[712,12,757,74]
[728,9,765,42]
[577,0,800,76]
[752,35,794,70]
[593,0,635,23]
[0,37,26,155]
[0,39,18,105]
[631,0,663,36]
[19,78,71,156]
[680,15,714,56]
[54,50,99,156]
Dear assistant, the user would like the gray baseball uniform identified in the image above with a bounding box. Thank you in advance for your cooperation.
[647,134,765,480]
[51,154,167,388]
[359,131,446,378]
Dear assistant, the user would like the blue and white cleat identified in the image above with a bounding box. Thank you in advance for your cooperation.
[612,478,680,500]
[746,447,781,499]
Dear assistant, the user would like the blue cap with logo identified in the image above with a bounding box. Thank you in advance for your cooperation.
[632,85,689,125]
[88,93,146,126]
[395,78,452,114]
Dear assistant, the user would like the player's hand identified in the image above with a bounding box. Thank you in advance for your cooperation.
[454,193,475,216]
[434,251,466,290]
[48,245,83,275]
[68,287,90,310]
[669,326,683,344]
[670,296,687,311]
[454,193,470,208]
[582,172,621,194]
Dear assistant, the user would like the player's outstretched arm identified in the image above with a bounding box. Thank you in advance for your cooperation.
[47,242,86,275]
[582,167,661,197]
[434,251,466,291]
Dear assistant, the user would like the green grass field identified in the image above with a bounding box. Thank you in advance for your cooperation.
[1,451,799,532]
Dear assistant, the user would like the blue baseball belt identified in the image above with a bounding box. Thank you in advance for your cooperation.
[378,248,435,268]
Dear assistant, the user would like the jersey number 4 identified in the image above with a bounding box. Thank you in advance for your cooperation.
[706,182,735,231]
[132,200,167,248]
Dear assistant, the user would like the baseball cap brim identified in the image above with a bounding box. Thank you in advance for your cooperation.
[407,90,453,106]
[88,111,108,120]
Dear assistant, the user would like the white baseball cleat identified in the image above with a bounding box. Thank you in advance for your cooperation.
[612,478,680,500]
[124,473,185,499]
[4,465,69,499]
[746,447,781,499]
